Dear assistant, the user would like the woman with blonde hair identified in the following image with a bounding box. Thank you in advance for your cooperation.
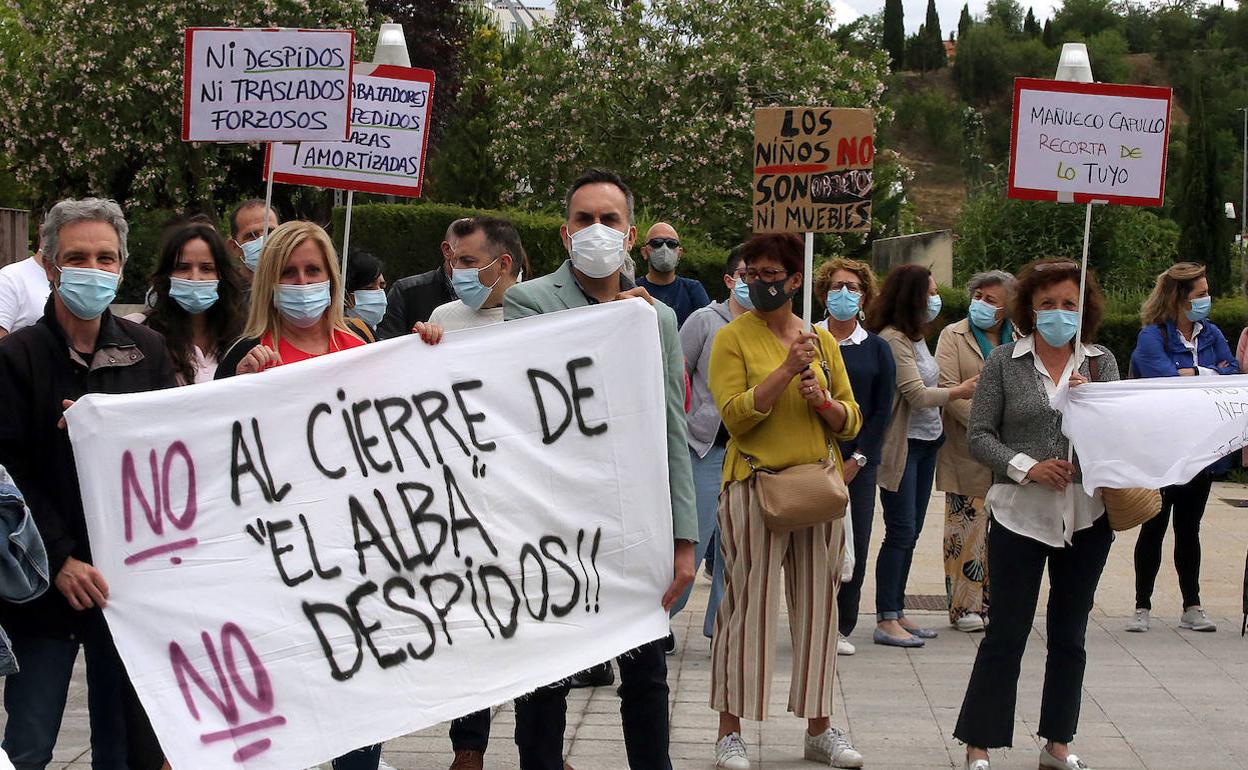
[812,257,895,655]
[1126,262,1238,634]
[935,270,1016,634]
[216,221,440,378]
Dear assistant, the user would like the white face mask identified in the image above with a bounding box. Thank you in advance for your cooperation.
[569,223,627,279]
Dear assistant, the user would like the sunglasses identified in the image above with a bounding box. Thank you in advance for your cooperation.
[647,238,680,249]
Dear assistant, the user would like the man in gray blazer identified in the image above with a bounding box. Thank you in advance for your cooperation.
[503,169,697,770]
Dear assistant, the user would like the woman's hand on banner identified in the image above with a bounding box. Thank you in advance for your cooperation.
[1068,372,1089,387]
[56,556,109,610]
[661,540,696,612]
[238,345,282,375]
[411,322,444,345]
[57,399,75,429]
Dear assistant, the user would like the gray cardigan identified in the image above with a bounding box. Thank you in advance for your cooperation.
[681,301,734,457]
[968,340,1119,486]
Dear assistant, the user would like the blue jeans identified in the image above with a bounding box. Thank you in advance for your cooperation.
[2,624,128,770]
[837,464,879,636]
[669,445,726,639]
[876,437,943,620]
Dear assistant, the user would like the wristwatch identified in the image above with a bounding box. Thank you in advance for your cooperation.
[851,452,868,467]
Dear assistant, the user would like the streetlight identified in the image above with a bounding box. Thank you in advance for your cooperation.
[1239,107,1246,242]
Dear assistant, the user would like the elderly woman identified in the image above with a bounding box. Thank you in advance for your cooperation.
[866,265,977,648]
[956,259,1118,770]
[708,234,863,770]
[1127,262,1238,634]
[935,270,1016,633]
[813,258,896,655]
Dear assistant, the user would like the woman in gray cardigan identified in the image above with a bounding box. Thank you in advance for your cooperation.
[956,260,1118,770]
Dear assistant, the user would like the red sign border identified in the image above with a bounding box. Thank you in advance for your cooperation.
[182,27,356,143]
[262,64,436,199]
[1006,77,1173,207]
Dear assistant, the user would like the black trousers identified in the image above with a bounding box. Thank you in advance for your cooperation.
[450,709,491,753]
[837,465,878,637]
[1133,472,1212,611]
[514,639,670,770]
[954,515,1112,748]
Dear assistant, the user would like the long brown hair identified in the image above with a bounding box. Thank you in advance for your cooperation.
[866,264,932,339]
[1140,262,1205,327]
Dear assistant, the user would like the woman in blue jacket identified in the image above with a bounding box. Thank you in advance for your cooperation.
[1127,262,1239,634]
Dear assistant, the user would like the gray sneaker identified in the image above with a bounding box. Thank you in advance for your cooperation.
[716,732,750,770]
[1180,606,1216,632]
[804,727,864,768]
[1125,608,1150,633]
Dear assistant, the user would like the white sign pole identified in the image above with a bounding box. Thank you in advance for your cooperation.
[341,190,355,277]
[262,149,275,242]
[802,232,814,331]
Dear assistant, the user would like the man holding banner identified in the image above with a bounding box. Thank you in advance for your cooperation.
[504,168,698,770]
[0,198,174,769]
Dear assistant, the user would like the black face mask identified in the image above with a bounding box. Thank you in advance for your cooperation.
[747,277,795,312]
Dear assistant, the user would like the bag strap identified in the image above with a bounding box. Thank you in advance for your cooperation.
[741,331,838,473]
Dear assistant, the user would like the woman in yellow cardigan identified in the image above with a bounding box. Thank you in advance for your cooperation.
[707,234,863,770]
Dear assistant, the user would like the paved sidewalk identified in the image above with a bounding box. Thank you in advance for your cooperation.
[7,484,1248,769]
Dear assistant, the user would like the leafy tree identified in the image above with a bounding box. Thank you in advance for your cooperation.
[958,3,973,40]
[0,0,373,212]
[1023,8,1041,38]
[1175,77,1232,294]
[884,0,906,69]
[1052,0,1120,39]
[488,0,890,241]
[985,0,1025,36]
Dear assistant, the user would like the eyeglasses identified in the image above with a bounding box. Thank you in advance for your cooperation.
[828,281,862,293]
[743,268,788,283]
[729,268,749,279]
[647,238,679,249]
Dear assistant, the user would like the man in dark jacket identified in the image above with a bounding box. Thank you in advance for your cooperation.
[375,218,467,340]
[0,198,176,770]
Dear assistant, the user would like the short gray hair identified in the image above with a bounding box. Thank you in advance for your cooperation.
[41,198,129,265]
[967,269,1016,297]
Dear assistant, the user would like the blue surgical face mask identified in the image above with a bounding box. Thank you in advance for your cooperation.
[238,236,265,272]
[825,287,862,322]
[352,289,387,327]
[56,266,120,320]
[968,298,1001,330]
[1186,296,1211,322]
[926,293,943,322]
[168,277,219,315]
[1034,309,1080,347]
[732,276,754,310]
[273,281,331,328]
[451,258,502,311]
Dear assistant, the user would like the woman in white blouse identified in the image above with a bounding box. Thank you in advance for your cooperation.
[954,260,1118,770]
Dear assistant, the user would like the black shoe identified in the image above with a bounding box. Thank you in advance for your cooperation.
[662,632,677,655]
[568,662,614,688]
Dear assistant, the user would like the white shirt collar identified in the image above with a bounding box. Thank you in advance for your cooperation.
[1011,333,1103,360]
[828,320,869,346]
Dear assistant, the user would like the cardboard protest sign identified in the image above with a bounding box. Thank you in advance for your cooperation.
[266,64,435,197]
[183,28,354,142]
[66,300,673,770]
[752,107,874,233]
[1008,78,1173,206]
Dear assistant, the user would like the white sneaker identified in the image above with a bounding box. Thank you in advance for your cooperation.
[716,732,749,770]
[804,727,863,768]
[1125,608,1149,632]
[836,635,856,656]
[954,613,985,632]
[1180,606,1217,632]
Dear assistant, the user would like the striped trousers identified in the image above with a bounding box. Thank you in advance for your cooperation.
[709,479,844,721]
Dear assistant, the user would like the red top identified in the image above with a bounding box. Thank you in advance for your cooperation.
[261,327,365,366]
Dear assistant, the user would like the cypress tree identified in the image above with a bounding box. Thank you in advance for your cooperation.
[1042,18,1056,47]
[1176,78,1232,294]
[958,3,973,40]
[884,0,906,70]
[1024,8,1040,38]
[925,0,948,69]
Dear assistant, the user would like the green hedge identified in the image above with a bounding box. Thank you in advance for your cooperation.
[931,287,1247,373]
[330,202,735,301]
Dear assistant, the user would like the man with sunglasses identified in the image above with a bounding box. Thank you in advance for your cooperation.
[636,223,710,327]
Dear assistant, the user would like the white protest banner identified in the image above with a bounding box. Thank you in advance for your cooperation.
[266,64,435,197]
[65,299,673,770]
[1008,78,1172,206]
[182,28,354,142]
[1057,375,1248,491]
